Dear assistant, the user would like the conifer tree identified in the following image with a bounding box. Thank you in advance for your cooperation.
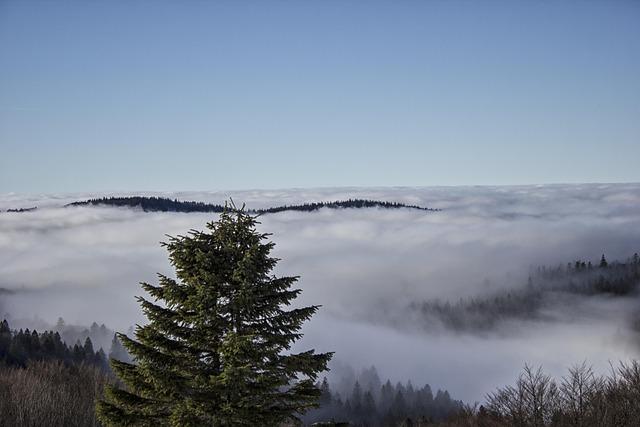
[97,205,332,426]
[108,333,131,363]
[0,319,11,359]
[600,254,608,268]
[83,337,95,356]
[362,391,377,421]
[55,317,65,331]
[319,377,332,406]
[351,381,363,415]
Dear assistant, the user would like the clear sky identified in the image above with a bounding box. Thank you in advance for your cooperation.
[1,0,639,193]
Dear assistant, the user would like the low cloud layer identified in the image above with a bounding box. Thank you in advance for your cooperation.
[1,184,639,401]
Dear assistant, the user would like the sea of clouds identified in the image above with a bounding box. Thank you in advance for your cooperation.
[1,183,639,401]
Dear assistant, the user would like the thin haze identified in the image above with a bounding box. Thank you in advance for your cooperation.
[1,184,639,401]
[1,1,640,192]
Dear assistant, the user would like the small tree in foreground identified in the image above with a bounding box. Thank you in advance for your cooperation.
[97,205,333,426]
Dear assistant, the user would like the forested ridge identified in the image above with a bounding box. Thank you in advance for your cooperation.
[305,367,463,426]
[66,196,226,212]
[255,199,437,214]
[411,253,640,333]
[64,196,438,213]
[3,207,37,213]
[0,319,131,370]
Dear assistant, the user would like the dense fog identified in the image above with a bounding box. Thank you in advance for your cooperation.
[1,183,639,402]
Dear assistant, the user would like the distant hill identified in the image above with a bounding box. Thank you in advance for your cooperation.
[3,207,37,213]
[66,196,438,214]
[254,199,438,214]
[67,197,225,213]
[411,253,640,333]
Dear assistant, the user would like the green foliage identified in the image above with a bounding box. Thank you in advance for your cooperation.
[97,205,332,426]
[108,334,131,364]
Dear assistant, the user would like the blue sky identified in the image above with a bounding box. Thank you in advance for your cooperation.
[1,0,639,193]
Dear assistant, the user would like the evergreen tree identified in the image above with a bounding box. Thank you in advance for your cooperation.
[600,254,608,268]
[73,341,85,363]
[83,337,95,356]
[360,365,381,398]
[97,206,332,426]
[0,319,11,359]
[108,333,131,363]
[351,381,363,415]
[96,348,108,369]
[391,389,408,420]
[380,380,395,413]
[319,377,332,406]
[90,322,100,335]
[55,317,65,331]
[362,391,377,420]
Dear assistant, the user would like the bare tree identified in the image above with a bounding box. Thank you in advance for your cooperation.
[0,361,110,427]
[557,362,603,426]
[487,365,559,427]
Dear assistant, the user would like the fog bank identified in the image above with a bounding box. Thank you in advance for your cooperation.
[1,184,639,401]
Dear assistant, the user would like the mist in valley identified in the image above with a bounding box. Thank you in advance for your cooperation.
[1,183,639,403]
